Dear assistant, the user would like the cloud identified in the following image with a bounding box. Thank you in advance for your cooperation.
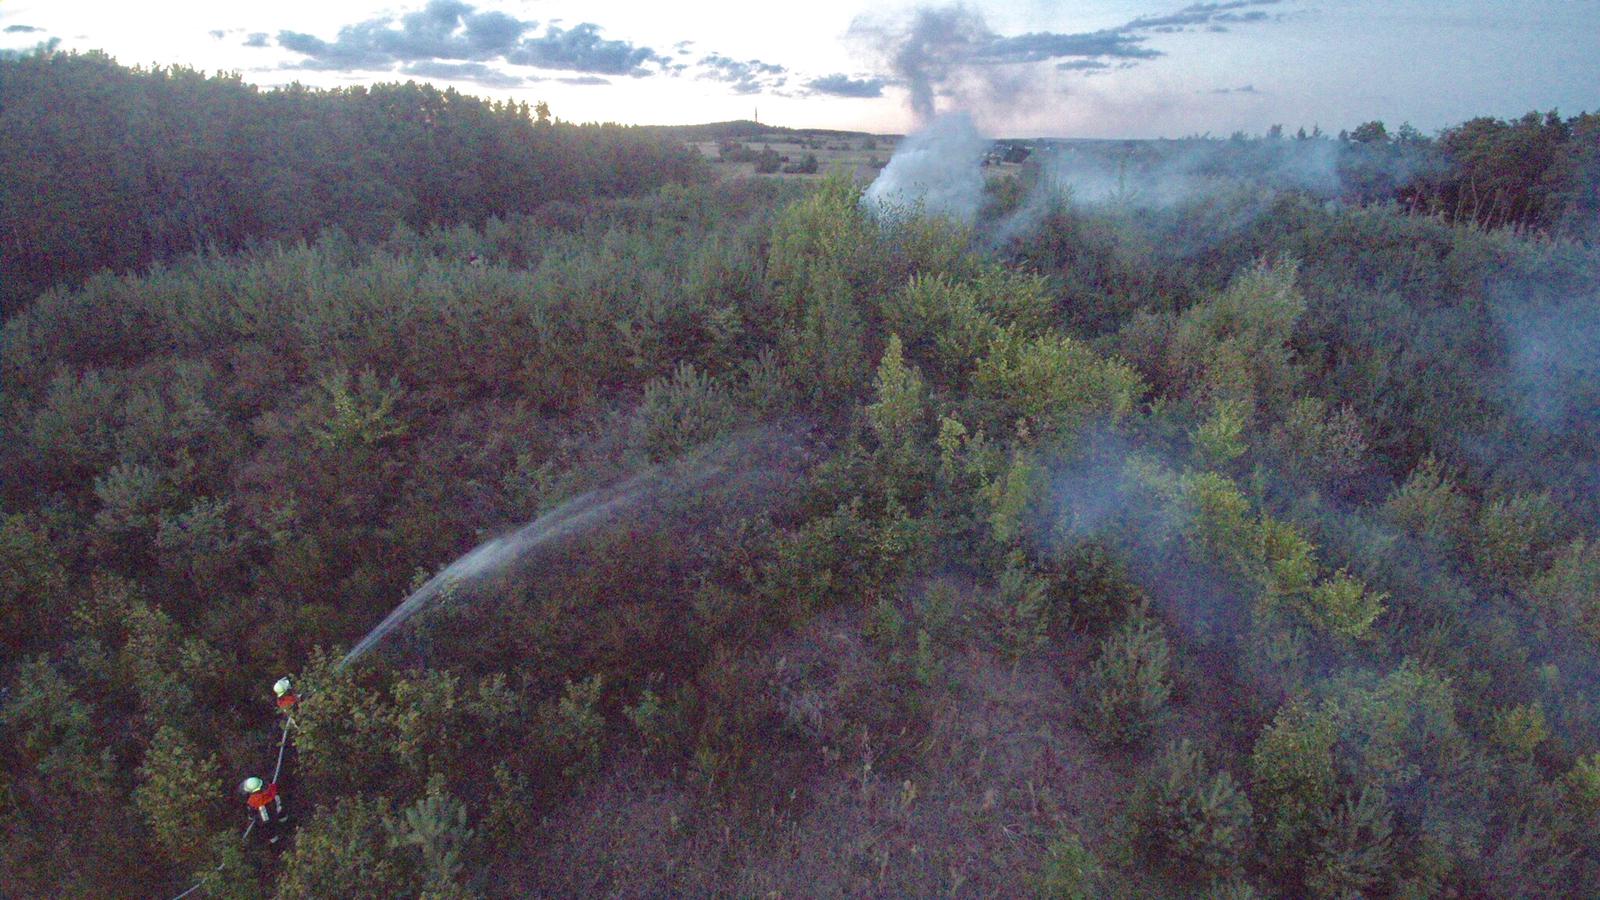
[275,1,665,78]
[401,60,526,88]
[1129,1,1279,32]
[697,53,787,94]
[3,25,44,34]
[851,0,1285,121]
[559,75,610,86]
[1210,84,1262,94]
[244,32,269,48]
[502,23,662,75]
[209,29,226,40]
[807,73,886,98]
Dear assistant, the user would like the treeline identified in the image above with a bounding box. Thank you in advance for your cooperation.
[0,50,708,317]
[1286,111,1598,234]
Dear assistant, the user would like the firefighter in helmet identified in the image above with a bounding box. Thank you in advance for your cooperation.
[240,776,288,844]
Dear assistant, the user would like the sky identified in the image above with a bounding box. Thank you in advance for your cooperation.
[2,0,1596,138]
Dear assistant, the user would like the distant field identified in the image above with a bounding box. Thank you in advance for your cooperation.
[690,135,893,181]
[691,134,1029,182]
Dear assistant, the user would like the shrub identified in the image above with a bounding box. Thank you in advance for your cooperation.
[311,368,408,452]
[553,674,606,781]
[1037,830,1099,899]
[1381,455,1469,548]
[1077,614,1172,748]
[133,725,221,865]
[385,778,475,895]
[1304,786,1395,899]
[278,795,412,899]
[1249,702,1337,861]
[974,327,1144,441]
[635,361,737,462]
[1192,398,1251,468]
[1127,738,1254,881]
[1472,491,1560,587]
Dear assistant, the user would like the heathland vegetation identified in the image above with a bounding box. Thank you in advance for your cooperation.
[4,51,1600,897]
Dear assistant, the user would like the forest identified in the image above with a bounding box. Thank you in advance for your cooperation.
[4,50,1600,898]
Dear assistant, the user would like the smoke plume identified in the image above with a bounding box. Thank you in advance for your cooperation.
[863,112,990,226]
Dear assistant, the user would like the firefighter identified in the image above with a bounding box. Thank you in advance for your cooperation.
[239,776,288,845]
[273,676,298,719]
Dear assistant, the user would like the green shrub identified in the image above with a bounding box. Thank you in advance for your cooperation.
[1192,398,1251,468]
[1249,701,1337,860]
[133,725,220,865]
[385,778,475,895]
[311,367,408,452]
[278,795,412,899]
[635,361,737,462]
[1472,491,1560,587]
[1078,614,1172,748]
[1381,455,1469,548]
[553,674,606,781]
[1037,830,1099,899]
[1127,738,1254,881]
[1305,786,1395,899]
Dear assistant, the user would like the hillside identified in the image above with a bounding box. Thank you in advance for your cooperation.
[4,53,1600,898]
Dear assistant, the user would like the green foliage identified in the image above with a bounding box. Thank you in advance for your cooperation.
[1472,490,1560,587]
[1,657,110,796]
[292,649,393,794]
[1531,538,1600,642]
[1488,702,1549,760]
[1169,259,1305,409]
[0,513,68,650]
[553,674,606,781]
[386,778,476,895]
[1078,613,1172,748]
[1178,470,1259,578]
[1037,830,1099,899]
[1382,455,1469,547]
[994,552,1050,657]
[26,369,118,479]
[1322,661,1469,798]
[1192,398,1250,468]
[766,172,869,407]
[278,795,412,900]
[983,448,1042,548]
[975,327,1144,441]
[92,461,174,538]
[1249,701,1337,860]
[1270,397,1366,486]
[311,368,408,452]
[1306,569,1387,639]
[636,361,737,462]
[1127,738,1254,881]
[1304,786,1395,899]
[881,274,999,385]
[866,335,932,502]
[133,725,220,865]
[1562,752,1600,817]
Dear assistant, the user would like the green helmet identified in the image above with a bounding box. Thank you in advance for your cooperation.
[273,677,293,698]
[240,776,264,795]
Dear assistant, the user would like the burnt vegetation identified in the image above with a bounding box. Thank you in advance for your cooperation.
[4,51,1600,898]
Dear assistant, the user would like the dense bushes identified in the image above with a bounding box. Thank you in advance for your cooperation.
[4,103,1600,896]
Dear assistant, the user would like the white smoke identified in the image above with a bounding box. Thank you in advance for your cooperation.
[863,112,990,225]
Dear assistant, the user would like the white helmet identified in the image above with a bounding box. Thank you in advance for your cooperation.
[240,776,264,795]
[273,677,293,698]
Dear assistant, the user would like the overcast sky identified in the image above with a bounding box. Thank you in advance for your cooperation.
[3,1,1596,138]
